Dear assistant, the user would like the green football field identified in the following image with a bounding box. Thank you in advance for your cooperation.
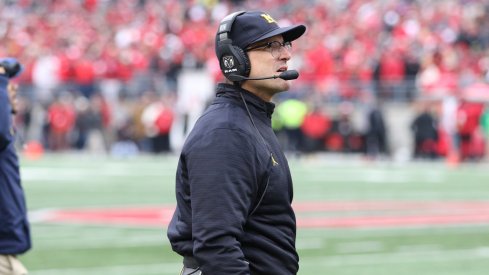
[17,153,489,275]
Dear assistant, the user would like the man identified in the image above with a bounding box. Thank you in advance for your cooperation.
[167,11,306,275]
[0,58,31,275]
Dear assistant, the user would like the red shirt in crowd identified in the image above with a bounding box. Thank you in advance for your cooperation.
[48,102,76,134]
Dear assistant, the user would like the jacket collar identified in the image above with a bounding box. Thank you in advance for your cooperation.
[216,83,275,118]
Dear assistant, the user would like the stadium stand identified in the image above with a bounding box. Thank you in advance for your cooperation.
[1,0,489,160]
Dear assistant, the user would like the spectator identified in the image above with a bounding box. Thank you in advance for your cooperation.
[374,46,406,100]
[2,0,489,159]
[481,103,489,160]
[365,100,389,159]
[275,98,308,154]
[46,92,76,151]
[411,101,439,159]
[141,94,174,153]
[300,105,331,153]
[457,100,485,160]
[330,101,356,153]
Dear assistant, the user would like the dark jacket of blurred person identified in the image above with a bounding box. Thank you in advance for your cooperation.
[168,11,305,275]
[74,96,106,150]
[365,106,388,157]
[0,59,30,274]
[411,108,439,159]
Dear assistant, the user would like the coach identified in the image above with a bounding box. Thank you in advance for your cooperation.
[167,10,306,275]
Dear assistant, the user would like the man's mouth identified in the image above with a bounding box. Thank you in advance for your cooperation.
[277,67,287,73]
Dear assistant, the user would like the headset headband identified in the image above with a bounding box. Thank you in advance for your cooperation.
[216,11,246,44]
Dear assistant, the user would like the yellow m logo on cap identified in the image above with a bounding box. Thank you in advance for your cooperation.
[261,14,277,24]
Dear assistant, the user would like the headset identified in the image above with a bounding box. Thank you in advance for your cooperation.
[215,11,250,83]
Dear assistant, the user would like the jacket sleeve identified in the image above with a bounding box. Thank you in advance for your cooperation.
[0,76,13,151]
[185,128,259,275]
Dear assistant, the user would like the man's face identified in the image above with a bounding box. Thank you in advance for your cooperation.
[243,35,293,101]
[7,83,18,114]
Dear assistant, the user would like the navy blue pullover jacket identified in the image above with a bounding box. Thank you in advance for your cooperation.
[0,76,31,255]
[168,83,298,274]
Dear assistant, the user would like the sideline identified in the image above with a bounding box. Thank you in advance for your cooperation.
[30,201,489,229]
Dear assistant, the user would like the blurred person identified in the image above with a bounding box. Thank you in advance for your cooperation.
[9,95,32,150]
[365,100,388,159]
[275,98,308,154]
[129,92,154,152]
[167,11,306,275]
[411,101,439,159]
[141,94,175,153]
[403,48,421,101]
[327,101,356,153]
[31,51,61,104]
[72,57,97,99]
[456,99,484,160]
[0,58,30,275]
[481,103,489,160]
[300,105,331,153]
[73,93,110,153]
[73,96,92,150]
[373,46,406,100]
[110,122,140,158]
[46,92,76,151]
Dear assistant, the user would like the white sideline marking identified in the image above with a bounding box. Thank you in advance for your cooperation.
[336,241,384,254]
[301,247,489,267]
[295,169,444,183]
[31,262,182,275]
[296,239,325,250]
[21,166,166,181]
[397,244,442,252]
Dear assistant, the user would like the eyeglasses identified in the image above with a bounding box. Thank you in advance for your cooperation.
[246,41,292,58]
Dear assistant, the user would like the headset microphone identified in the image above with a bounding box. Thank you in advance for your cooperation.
[276,70,299,80]
[230,70,299,81]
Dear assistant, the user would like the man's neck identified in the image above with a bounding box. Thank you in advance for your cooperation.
[241,82,274,102]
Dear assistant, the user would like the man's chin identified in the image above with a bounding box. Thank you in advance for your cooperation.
[280,80,291,92]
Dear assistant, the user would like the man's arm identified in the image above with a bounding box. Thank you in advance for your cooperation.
[186,128,260,275]
[0,58,23,150]
[0,75,13,150]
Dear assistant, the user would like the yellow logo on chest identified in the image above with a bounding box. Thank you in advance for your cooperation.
[271,153,279,166]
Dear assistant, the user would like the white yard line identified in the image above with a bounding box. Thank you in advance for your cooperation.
[31,262,182,275]
[336,241,385,254]
[300,247,489,267]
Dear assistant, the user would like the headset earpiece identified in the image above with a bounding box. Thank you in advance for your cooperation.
[217,42,250,82]
[215,11,250,82]
[231,46,251,80]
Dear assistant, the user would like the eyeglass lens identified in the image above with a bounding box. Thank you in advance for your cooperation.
[270,41,291,57]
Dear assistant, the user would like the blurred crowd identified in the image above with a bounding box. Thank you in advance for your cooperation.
[2,0,489,161]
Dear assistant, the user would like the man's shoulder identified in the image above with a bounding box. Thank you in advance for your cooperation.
[183,106,254,148]
[199,101,249,130]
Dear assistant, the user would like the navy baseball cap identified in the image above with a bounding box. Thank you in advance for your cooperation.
[219,11,306,50]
